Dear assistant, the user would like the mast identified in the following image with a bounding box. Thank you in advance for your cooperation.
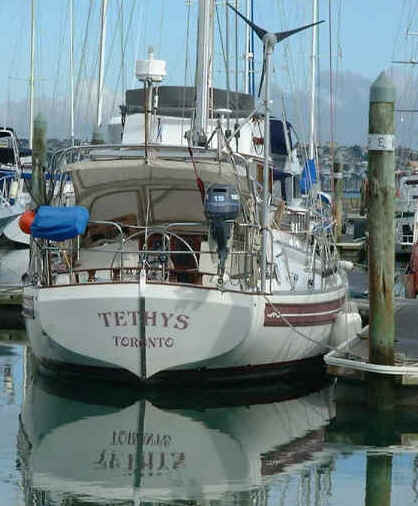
[249,1,255,96]
[120,0,126,100]
[69,0,75,145]
[308,0,318,161]
[261,35,274,292]
[29,0,36,149]
[193,0,214,146]
[96,0,108,129]
[226,2,323,292]
[244,0,255,96]
[244,0,251,94]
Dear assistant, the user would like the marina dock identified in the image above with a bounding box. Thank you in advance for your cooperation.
[326,270,418,385]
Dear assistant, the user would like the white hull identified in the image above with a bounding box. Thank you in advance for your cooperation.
[3,215,30,245]
[24,281,348,383]
[0,201,24,236]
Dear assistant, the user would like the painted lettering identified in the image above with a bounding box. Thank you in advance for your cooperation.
[145,311,157,326]
[161,312,174,327]
[127,310,139,325]
[98,312,112,327]
[113,336,175,349]
[98,311,191,330]
[174,314,189,330]
[114,311,127,326]
[148,337,156,348]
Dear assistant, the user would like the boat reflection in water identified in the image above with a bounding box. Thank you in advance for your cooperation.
[18,371,337,505]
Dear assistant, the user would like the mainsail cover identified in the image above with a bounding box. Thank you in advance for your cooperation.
[31,205,89,241]
[300,159,317,194]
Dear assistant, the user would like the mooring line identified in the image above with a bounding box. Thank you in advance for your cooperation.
[263,294,364,359]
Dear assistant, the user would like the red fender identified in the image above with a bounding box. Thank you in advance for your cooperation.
[19,209,36,234]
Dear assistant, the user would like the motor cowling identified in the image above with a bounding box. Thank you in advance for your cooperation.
[204,184,240,278]
[204,183,240,221]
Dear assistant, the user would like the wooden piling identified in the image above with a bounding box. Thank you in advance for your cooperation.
[365,453,392,506]
[31,113,47,206]
[367,72,396,409]
[333,152,343,242]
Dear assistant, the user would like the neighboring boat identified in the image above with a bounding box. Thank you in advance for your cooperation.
[18,370,336,504]
[22,1,360,385]
[395,170,418,254]
[0,128,28,237]
[3,216,31,246]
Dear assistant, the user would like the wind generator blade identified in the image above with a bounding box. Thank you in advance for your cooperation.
[226,2,266,40]
[392,60,418,64]
[274,20,325,43]
[257,59,265,97]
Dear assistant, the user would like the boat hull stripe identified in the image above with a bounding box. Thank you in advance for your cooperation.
[264,297,345,327]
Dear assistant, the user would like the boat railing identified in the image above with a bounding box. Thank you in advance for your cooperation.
[35,220,261,291]
[0,172,15,206]
[278,206,312,236]
[396,222,414,246]
[50,143,219,171]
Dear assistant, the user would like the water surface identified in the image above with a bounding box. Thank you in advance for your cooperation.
[2,343,418,505]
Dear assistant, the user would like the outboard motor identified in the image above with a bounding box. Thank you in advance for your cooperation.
[204,183,240,283]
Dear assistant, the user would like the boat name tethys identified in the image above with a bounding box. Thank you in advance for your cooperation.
[97,311,190,329]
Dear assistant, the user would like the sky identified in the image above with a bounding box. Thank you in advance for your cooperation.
[0,0,416,143]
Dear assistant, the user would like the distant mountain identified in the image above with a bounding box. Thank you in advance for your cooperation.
[1,69,416,148]
[0,80,122,142]
[273,68,418,149]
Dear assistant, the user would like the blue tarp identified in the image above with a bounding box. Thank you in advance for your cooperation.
[299,158,317,194]
[31,205,89,241]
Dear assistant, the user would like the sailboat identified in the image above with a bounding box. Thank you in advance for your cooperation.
[1,0,37,246]
[0,128,28,237]
[394,168,418,254]
[22,1,360,385]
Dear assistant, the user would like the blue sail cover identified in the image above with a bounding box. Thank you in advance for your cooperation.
[299,159,317,194]
[31,205,89,241]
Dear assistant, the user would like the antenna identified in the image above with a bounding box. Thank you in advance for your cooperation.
[226,2,324,292]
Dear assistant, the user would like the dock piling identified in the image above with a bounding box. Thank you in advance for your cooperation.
[367,72,396,409]
[32,113,47,206]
